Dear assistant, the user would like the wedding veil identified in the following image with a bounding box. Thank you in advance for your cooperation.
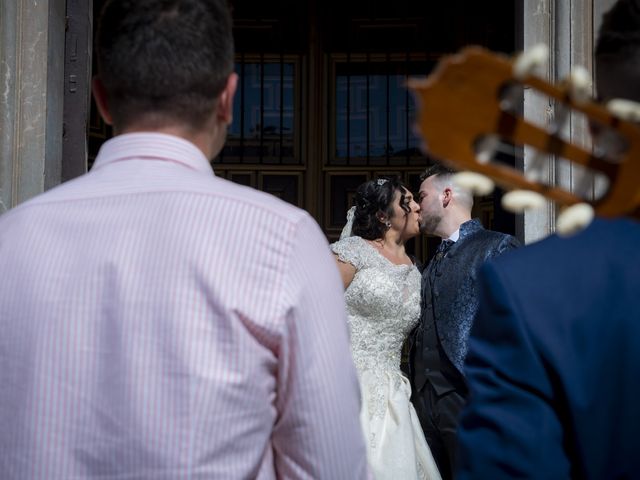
[339,206,356,240]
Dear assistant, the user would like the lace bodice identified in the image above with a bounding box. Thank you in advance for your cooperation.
[331,236,421,375]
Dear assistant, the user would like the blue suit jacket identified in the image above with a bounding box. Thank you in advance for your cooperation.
[457,218,640,479]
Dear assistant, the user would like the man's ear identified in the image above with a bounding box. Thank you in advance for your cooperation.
[92,77,113,125]
[216,72,238,124]
[442,187,452,207]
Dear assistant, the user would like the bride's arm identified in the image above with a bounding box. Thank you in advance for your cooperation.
[334,255,356,290]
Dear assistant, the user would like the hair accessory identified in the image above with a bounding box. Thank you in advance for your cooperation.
[376,178,389,186]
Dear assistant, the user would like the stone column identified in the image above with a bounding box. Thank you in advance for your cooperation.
[0,0,66,213]
[521,0,612,243]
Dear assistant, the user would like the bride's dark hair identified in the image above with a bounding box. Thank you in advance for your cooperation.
[351,176,410,240]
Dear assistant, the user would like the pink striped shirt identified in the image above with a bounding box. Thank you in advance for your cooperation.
[0,133,369,479]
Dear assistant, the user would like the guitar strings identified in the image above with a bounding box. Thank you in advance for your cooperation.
[475,138,608,202]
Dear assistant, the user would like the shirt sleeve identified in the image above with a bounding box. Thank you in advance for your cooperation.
[456,261,570,479]
[273,213,370,479]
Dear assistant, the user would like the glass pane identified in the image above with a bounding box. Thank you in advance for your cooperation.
[243,63,261,139]
[335,74,368,159]
[368,75,387,157]
[335,76,348,158]
[348,75,368,158]
[262,63,294,136]
[389,74,418,159]
[222,61,297,163]
[334,63,422,164]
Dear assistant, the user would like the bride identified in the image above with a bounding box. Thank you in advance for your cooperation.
[331,177,441,480]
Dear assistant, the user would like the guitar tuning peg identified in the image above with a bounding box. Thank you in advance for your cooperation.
[501,190,546,213]
[606,98,640,122]
[567,66,592,104]
[513,44,549,80]
[475,135,500,164]
[452,171,495,196]
[556,203,595,237]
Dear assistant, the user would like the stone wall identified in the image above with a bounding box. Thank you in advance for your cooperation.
[0,0,65,213]
[520,0,616,243]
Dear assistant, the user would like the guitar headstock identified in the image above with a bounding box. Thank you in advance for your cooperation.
[408,46,640,229]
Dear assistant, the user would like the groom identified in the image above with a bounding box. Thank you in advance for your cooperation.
[409,164,520,480]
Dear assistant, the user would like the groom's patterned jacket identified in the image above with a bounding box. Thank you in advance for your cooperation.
[410,219,520,394]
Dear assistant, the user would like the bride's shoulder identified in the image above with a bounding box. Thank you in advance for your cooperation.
[330,236,369,267]
[331,235,365,249]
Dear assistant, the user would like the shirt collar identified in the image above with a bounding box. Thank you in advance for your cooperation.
[442,219,481,244]
[92,132,214,175]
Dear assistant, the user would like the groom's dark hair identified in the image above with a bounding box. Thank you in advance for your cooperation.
[419,163,456,183]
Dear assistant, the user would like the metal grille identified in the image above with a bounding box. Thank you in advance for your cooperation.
[218,55,302,165]
[330,55,434,167]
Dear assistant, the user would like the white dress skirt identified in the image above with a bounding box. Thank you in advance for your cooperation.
[332,236,441,480]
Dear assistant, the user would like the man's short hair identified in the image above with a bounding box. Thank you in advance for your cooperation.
[419,163,456,183]
[96,0,234,130]
[420,163,473,208]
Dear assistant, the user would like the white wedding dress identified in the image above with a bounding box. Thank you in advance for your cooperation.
[332,235,441,480]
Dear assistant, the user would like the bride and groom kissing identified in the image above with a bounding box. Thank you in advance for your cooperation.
[332,164,519,480]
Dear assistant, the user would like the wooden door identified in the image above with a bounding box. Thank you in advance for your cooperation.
[85,0,517,260]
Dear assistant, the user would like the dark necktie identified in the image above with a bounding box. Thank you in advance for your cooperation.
[434,239,454,261]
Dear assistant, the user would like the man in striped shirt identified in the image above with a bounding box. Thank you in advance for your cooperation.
[0,1,369,478]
